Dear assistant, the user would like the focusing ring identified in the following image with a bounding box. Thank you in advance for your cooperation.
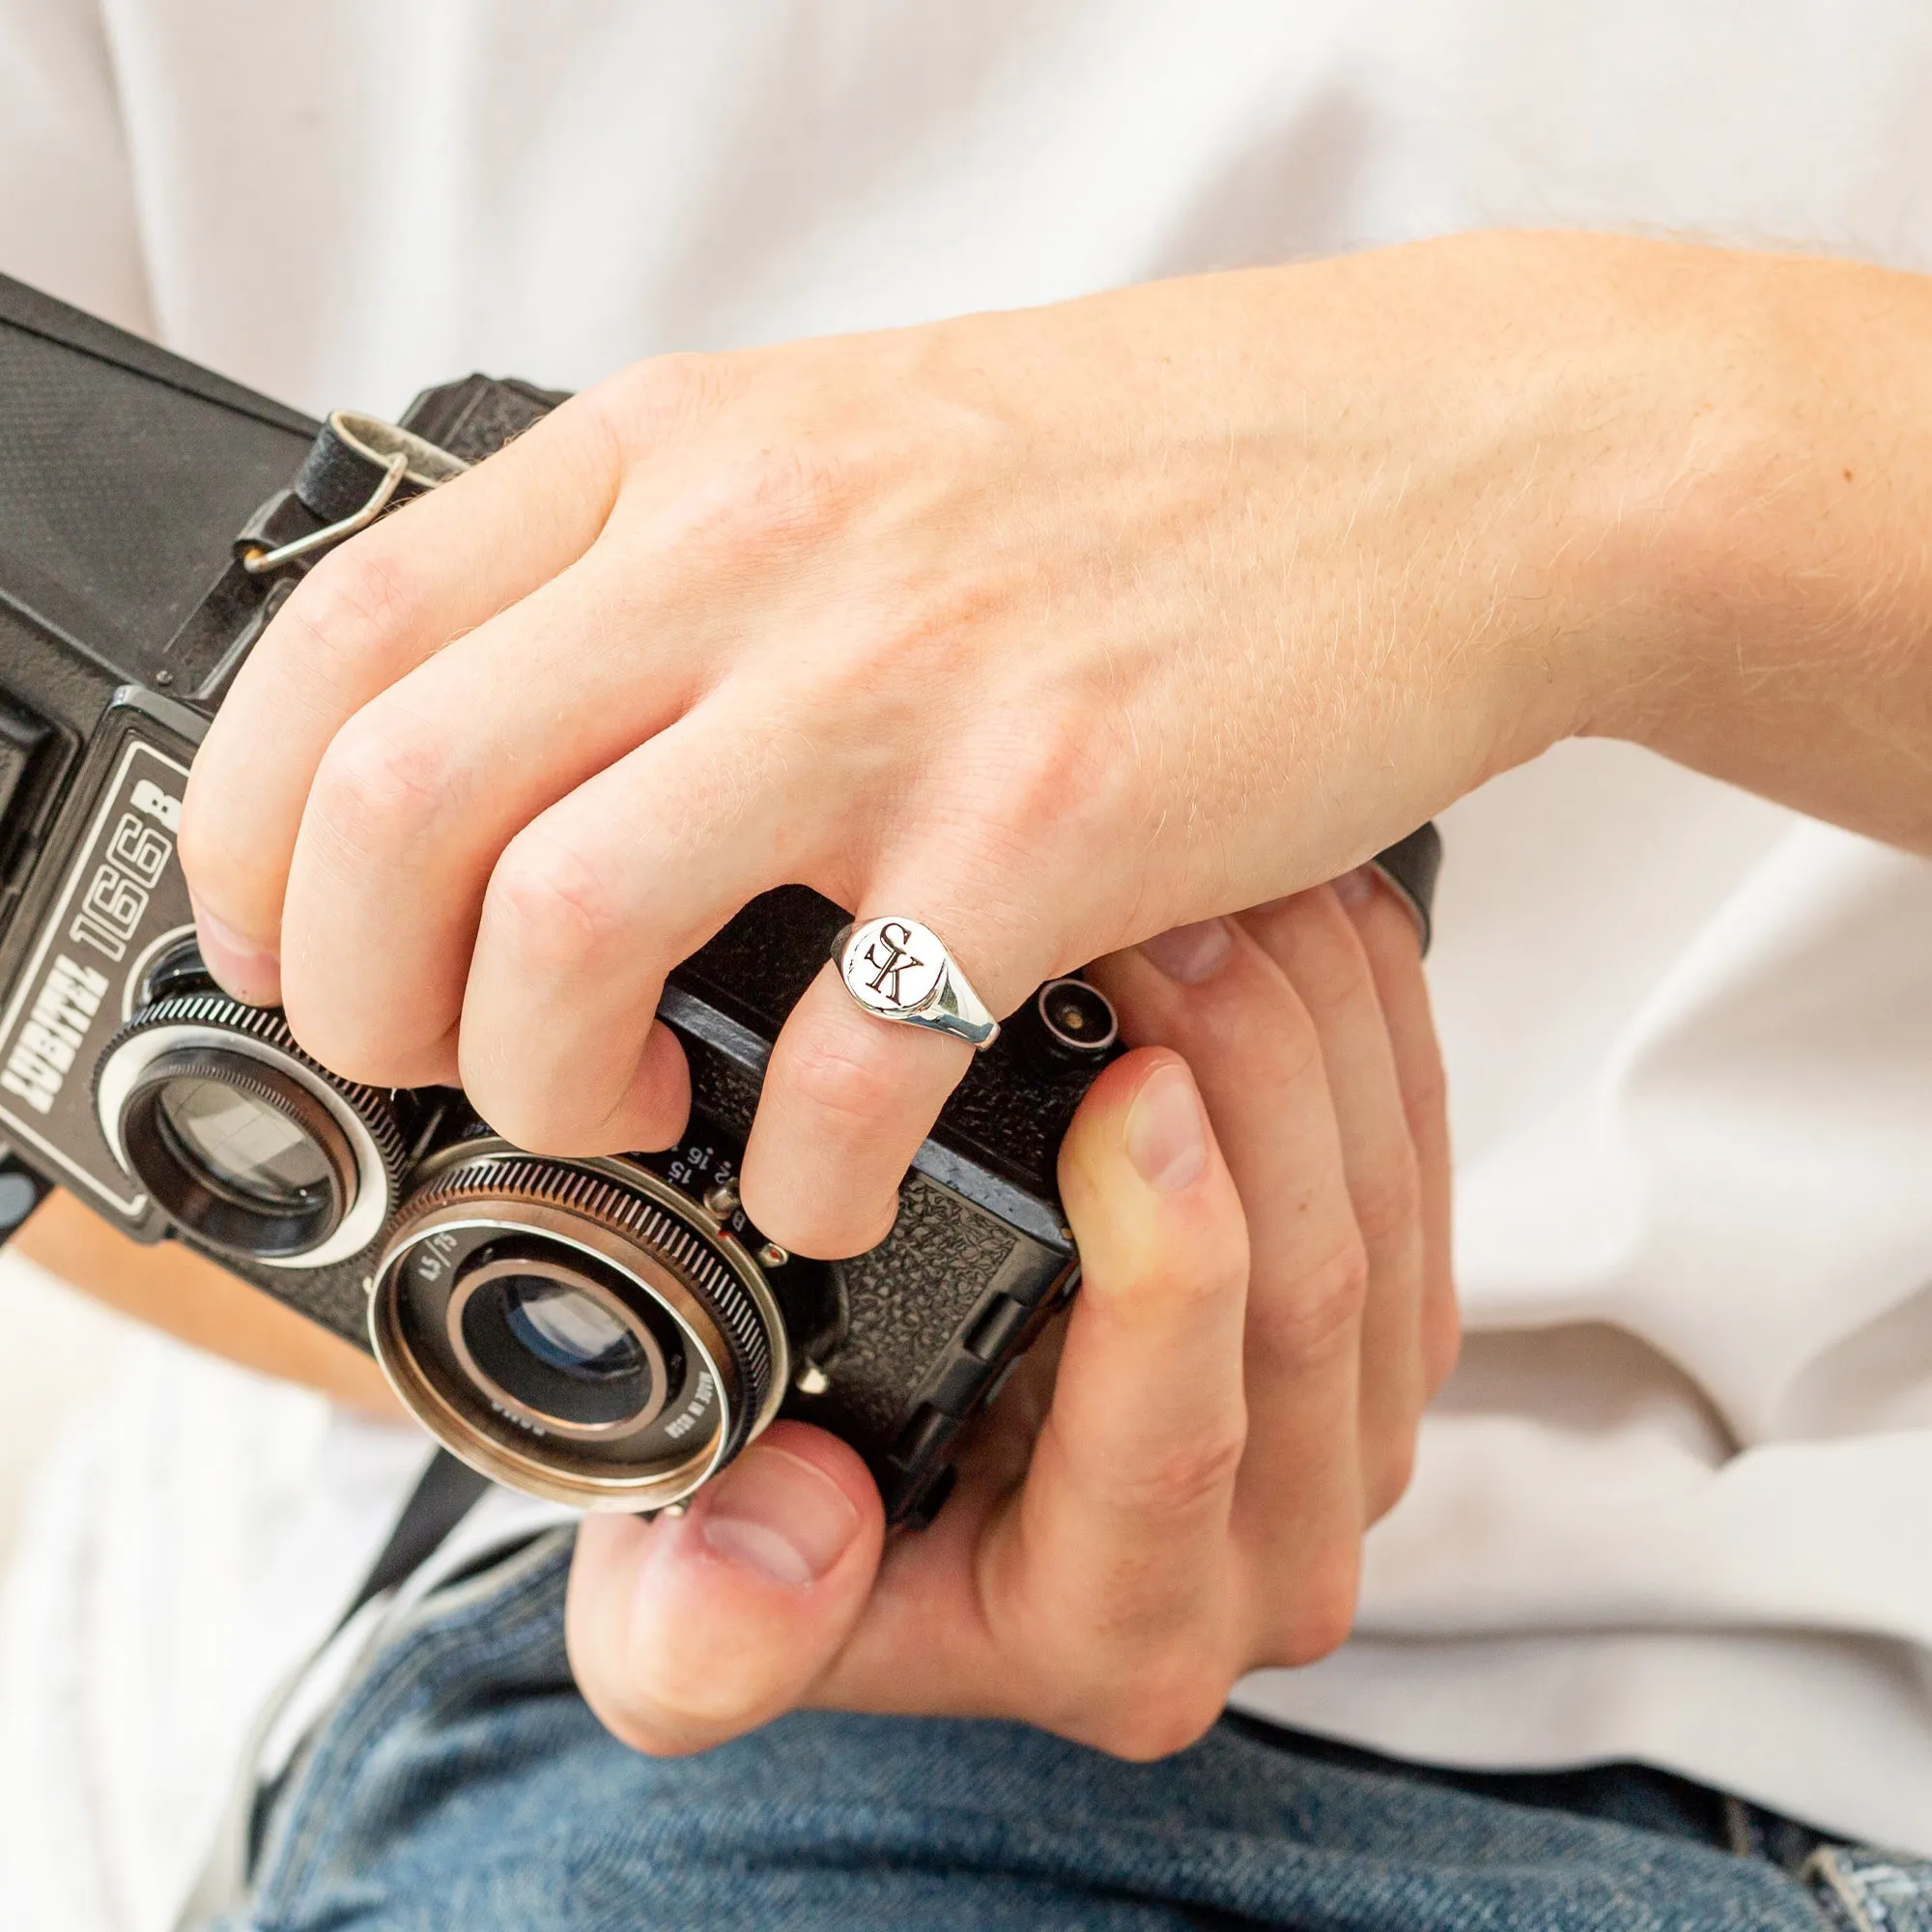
[397,1153,777,1463]
[94,992,409,1263]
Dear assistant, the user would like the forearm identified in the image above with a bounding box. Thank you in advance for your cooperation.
[14,1193,403,1416]
[1550,238,1932,848]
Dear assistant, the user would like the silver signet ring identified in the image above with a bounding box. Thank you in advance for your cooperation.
[834,917,1001,1050]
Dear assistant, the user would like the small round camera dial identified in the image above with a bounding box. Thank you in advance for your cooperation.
[1034,978,1120,1061]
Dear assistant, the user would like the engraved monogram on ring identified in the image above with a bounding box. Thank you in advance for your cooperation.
[835,917,1001,1049]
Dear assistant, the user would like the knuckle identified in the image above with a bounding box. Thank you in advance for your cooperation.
[1248,1236,1368,1370]
[923,699,1121,841]
[1093,1424,1247,1524]
[1284,895,1377,1017]
[283,538,427,680]
[1347,1147,1424,1255]
[599,351,732,444]
[1401,1054,1450,1143]
[485,827,631,974]
[309,711,450,860]
[781,1021,907,1130]
[1075,1670,1230,1762]
[601,356,863,554]
[1264,1545,1362,1667]
[969,724,1114,872]
[685,440,862,555]
[1211,1001,1323,1109]
[1085,1212,1249,1327]
[1363,1429,1420,1523]
[1094,1250,1248,1330]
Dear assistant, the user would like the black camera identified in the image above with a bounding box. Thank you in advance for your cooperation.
[0,272,1438,1525]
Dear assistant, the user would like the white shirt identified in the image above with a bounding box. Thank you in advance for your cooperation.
[3,2,1932,1915]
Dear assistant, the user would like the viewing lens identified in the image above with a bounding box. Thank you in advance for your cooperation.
[97,1005,401,1266]
[156,1074,333,1207]
[457,1258,668,1430]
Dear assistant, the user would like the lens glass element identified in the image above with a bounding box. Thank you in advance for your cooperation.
[501,1276,644,1384]
[457,1257,671,1431]
[156,1074,334,1207]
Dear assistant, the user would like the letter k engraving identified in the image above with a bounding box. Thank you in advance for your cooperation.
[862,922,925,1006]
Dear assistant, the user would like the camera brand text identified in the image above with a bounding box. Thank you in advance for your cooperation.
[1,954,110,1114]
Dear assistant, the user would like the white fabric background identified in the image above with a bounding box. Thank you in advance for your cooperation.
[2,3,1932,1920]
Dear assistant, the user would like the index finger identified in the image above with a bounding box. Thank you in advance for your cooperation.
[178,388,626,1003]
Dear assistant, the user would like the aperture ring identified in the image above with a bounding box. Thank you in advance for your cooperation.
[399,1153,777,1463]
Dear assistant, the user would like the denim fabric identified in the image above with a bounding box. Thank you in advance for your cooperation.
[214,1533,1932,1932]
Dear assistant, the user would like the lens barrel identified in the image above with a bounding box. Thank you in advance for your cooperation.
[370,1151,786,1513]
[94,990,407,1264]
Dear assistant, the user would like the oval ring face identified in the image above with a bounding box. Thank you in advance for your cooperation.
[837,917,1000,1047]
[839,917,951,1018]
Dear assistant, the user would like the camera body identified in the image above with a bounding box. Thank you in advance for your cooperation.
[0,273,1118,1524]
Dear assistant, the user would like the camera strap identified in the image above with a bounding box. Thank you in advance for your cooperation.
[176,1454,488,1927]
[295,411,470,524]
[233,372,566,583]
[332,1447,493,1633]
[1367,822,1443,954]
[235,411,469,578]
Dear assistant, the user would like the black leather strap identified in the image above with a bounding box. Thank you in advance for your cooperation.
[333,1449,490,1634]
[1367,822,1443,954]
[293,411,469,525]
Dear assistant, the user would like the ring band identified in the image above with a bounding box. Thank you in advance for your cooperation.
[834,917,1001,1049]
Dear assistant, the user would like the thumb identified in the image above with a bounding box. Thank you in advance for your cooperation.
[1028,1048,1249,1564]
[566,1422,884,1754]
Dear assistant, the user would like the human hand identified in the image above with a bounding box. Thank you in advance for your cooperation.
[179,233,1662,1259]
[564,873,1455,1758]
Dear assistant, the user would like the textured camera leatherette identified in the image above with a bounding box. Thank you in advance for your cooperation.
[801,1173,1022,1445]
[0,276,315,682]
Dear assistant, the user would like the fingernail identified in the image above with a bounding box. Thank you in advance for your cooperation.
[1332,867,1378,909]
[699,1444,859,1588]
[189,895,279,998]
[1124,1061,1208,1194]
[1139,918,1233,985]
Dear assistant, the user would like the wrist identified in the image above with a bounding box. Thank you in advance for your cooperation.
[1565,244,1932,828]
[1480,238,1790,755]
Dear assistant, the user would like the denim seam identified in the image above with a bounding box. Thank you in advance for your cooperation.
[590,1793,1780,1931]
[1804,1846,1932,1932]
[245,1530,576,1920]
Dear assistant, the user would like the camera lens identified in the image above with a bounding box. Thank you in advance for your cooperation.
[451,1251,680,1433]
[371,1151,788,1513]
[156,1073,335,1208]
[94,990,406,1265]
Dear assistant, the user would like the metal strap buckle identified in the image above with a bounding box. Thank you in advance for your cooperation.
[241,450,410,576]
[240,411,471,577]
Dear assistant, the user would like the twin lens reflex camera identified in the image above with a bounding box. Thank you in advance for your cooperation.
[0,271,1438,1526]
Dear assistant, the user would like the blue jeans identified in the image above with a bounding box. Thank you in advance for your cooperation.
[217,1532,1932,1932]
